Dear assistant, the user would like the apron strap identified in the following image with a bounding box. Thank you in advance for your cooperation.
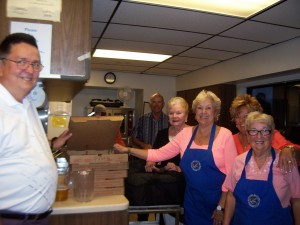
[186,124,216,150]
[242,148,276,181]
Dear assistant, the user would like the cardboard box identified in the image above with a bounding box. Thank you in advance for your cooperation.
[66,116,124,151]
[66,116,128,197]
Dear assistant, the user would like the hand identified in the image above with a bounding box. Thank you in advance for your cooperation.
[145,161,159,172]
[52,130,72,150]
[164,162,181,172]
[113,143,129,153]
[278,146,297,173]
[212,209,224,225]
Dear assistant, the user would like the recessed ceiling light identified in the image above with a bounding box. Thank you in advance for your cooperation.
[93,49,172,62]
[127,0,281,18]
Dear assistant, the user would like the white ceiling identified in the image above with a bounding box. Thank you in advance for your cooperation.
[91,0,300,77]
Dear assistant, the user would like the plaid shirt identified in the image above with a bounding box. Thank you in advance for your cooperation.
[131,112,169,146]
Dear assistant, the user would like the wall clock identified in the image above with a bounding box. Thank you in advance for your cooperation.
[104,72,116,84]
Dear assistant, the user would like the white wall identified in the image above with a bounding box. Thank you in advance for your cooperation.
[176,37,300,91]
[71,71,176,116]
[86,71,176,102]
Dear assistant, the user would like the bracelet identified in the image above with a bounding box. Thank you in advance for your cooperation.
[127,147,131,154]
[284,145,295,153]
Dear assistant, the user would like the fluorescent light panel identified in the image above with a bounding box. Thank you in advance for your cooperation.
[93,49,172,62]
[127,0,281,18]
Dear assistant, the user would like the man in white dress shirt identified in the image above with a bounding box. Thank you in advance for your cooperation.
[0,33,57,225]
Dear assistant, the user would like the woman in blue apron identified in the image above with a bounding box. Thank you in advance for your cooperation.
[223,112,300,225]
[180,124,225,225]
[113,90,238,225]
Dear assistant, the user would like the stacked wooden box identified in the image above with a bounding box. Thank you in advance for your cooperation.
[68,150,128,197]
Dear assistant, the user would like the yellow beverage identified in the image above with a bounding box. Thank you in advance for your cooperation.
[55,188,68,201]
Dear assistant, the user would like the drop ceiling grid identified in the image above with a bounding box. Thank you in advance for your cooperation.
[91,0,300,76]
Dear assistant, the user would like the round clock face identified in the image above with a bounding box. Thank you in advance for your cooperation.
[104,72,116,84]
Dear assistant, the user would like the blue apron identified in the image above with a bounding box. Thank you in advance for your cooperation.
[232,148,293,225]
[180,124,225,225]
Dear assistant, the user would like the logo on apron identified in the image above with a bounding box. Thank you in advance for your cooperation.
[191,160,201,171]
[248,194,260,208]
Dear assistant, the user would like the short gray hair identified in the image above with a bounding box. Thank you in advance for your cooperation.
[192,90,221,119]
[245,111,275,131]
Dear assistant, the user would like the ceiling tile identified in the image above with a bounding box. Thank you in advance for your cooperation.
[180,47,241,60]
[104,24,211,46]
[222,21,300,43]
[92,0,118,22]
[92,22,106,37]
[112,2,242,34]
[156,62,202,71]
[96,38,188,54]
[198,36,270,53]
[253,0,300,29]
[92,57,158,67]
[167,56,219,66]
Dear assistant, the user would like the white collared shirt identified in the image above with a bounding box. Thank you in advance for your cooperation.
[0,84,57,213]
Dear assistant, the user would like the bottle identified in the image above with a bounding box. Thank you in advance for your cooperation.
[55,157,69,201]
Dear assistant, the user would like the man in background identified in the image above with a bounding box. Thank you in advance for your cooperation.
[0,33,57,225]
[128,93,169,221]
[131,93,169,149]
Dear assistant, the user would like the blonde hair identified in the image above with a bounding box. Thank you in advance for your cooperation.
[245,111,275,131]
[230,94,263,121]
[192,90,221,120]
[167,97,189,114]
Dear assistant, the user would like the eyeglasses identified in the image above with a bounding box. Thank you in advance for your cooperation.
[1,58,44,72]
[247,129,272,136]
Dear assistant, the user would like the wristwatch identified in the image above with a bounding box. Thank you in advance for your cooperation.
[216,205,224,211]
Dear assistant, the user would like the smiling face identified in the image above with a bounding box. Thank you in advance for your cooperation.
[150,94,164,114]
[194,98,217,127]
[168,102,188,128]
[247,121,273,153]
[0,43,40,102]
[234,106,249,134]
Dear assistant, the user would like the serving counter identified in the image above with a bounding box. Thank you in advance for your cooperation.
[49,195,129,225]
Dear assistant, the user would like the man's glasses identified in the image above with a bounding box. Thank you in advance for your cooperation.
[1,58,44,72]
[247,129,272,136]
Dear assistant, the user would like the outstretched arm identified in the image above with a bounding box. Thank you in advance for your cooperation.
[114,143,148,160]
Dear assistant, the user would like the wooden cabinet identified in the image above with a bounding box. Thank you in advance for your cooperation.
[177,84,237,133]
[50,210,128,225]
[50,195,129,225]
[0,0,92,101]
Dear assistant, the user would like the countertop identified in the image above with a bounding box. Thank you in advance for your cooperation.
[52,195,129,215]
